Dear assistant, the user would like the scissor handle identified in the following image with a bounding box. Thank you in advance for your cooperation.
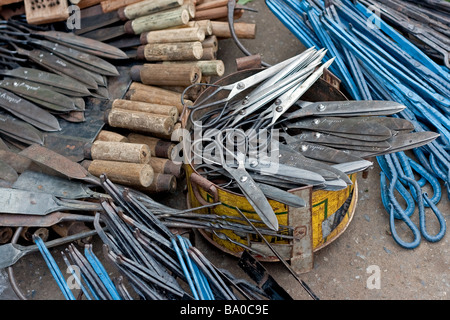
[421,193,447,243]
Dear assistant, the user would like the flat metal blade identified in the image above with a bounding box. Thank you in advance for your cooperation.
[32,40,120,76]
[75,11,122,35]
[80,25,128,42]
[0,111,45,145]
[223,165,279,231]
[285,100,406,120]
[286,117,393,141]
[283,131,392,148]
[256,183,306,208]
[0,79,77,112]
[0,67,91,95]
[286,141,365,164]
[0,88,61,132]
[35,30,129,59]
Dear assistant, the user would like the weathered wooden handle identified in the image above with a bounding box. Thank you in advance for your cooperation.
[136,41,204,61]
[118,0,183,20]
[137,173,177,193]
[88,141,151,164]
[112,99,179,122]
[149,157,184,178]
[127,133,176,160]
[162,60,224,76]
[131,63,202,87]
[140,27,205,44]
[124,6,190,35]
[125,82,193,115]
[101,0,142,13]
[95,130,129,143]
[105,108,175,136]
[88,160,154,187]
[210,21,256,39]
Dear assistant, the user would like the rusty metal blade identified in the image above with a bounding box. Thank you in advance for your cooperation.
[75,10,122,35]
[0,79,76,113]
[18,47,99,90]
[31,39,120,76]
[0,88,61,131]
[0,159,18,183]
[35,30,129,59]
[0,111,45,145]
[18,144,100,185]
[0,211,96,227]
[81,25,127,42]
[0,67,91,95]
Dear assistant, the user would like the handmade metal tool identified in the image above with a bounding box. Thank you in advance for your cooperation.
[0,229,98,269]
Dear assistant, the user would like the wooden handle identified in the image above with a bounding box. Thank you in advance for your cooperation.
[210,21,256,39]
[89,141,151,164]
[128,133,176,159]
[138,173,177,193]
[126,82,192,114]
[193,5,243,21]
[105,108,175,136]
[200,46,217,60]
[51,222,92,246]
[236,54,262,71]
[100,0,143,13]
[195,0,228,11]
[140,27,205,44]
[149,157,184,178]
[112,99,179,122]
[118,0,183,20]
[202,35,218,51]
[162,60,224,76]
[125,6,190,35]
[88,160,154,187]
[95,130,129,143]
[136,41,204,61]
[131,63,202,87]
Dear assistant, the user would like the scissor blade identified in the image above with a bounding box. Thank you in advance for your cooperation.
[284,100,406,120]
[256,183,306,208]
[35,31,129,59]
[0,88,61,132]
[359,116,415,132]
[286,141,365,164]
[0,68,91,95]
[222,166,279,231]
[332,160,373,174]
[286,117,393,140]
[283,131,392,148]
[278,144,352,184]
[32,40,120,76]
[359,131,440,157]
[0,111,45,145]
[269,58,335,125]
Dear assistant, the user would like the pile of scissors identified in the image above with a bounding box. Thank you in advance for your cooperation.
[265,0,449,247]
[185,48,437,232]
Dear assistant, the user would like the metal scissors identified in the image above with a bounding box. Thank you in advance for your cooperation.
[191,130,280,231]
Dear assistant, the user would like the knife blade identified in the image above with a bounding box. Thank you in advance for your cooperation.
[30,39,120,76]
[0,88,61,132]
[0,111,45,145]
[0,79,77,113]
[34,30,129,60]
[0,67,91,96]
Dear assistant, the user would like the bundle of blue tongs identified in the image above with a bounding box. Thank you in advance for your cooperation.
[265,0,449,248]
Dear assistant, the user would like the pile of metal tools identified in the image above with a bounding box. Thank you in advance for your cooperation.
[265,0,449,248]
[184,47,438,232]
[29,175,302,300]
[0,18,128,147]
